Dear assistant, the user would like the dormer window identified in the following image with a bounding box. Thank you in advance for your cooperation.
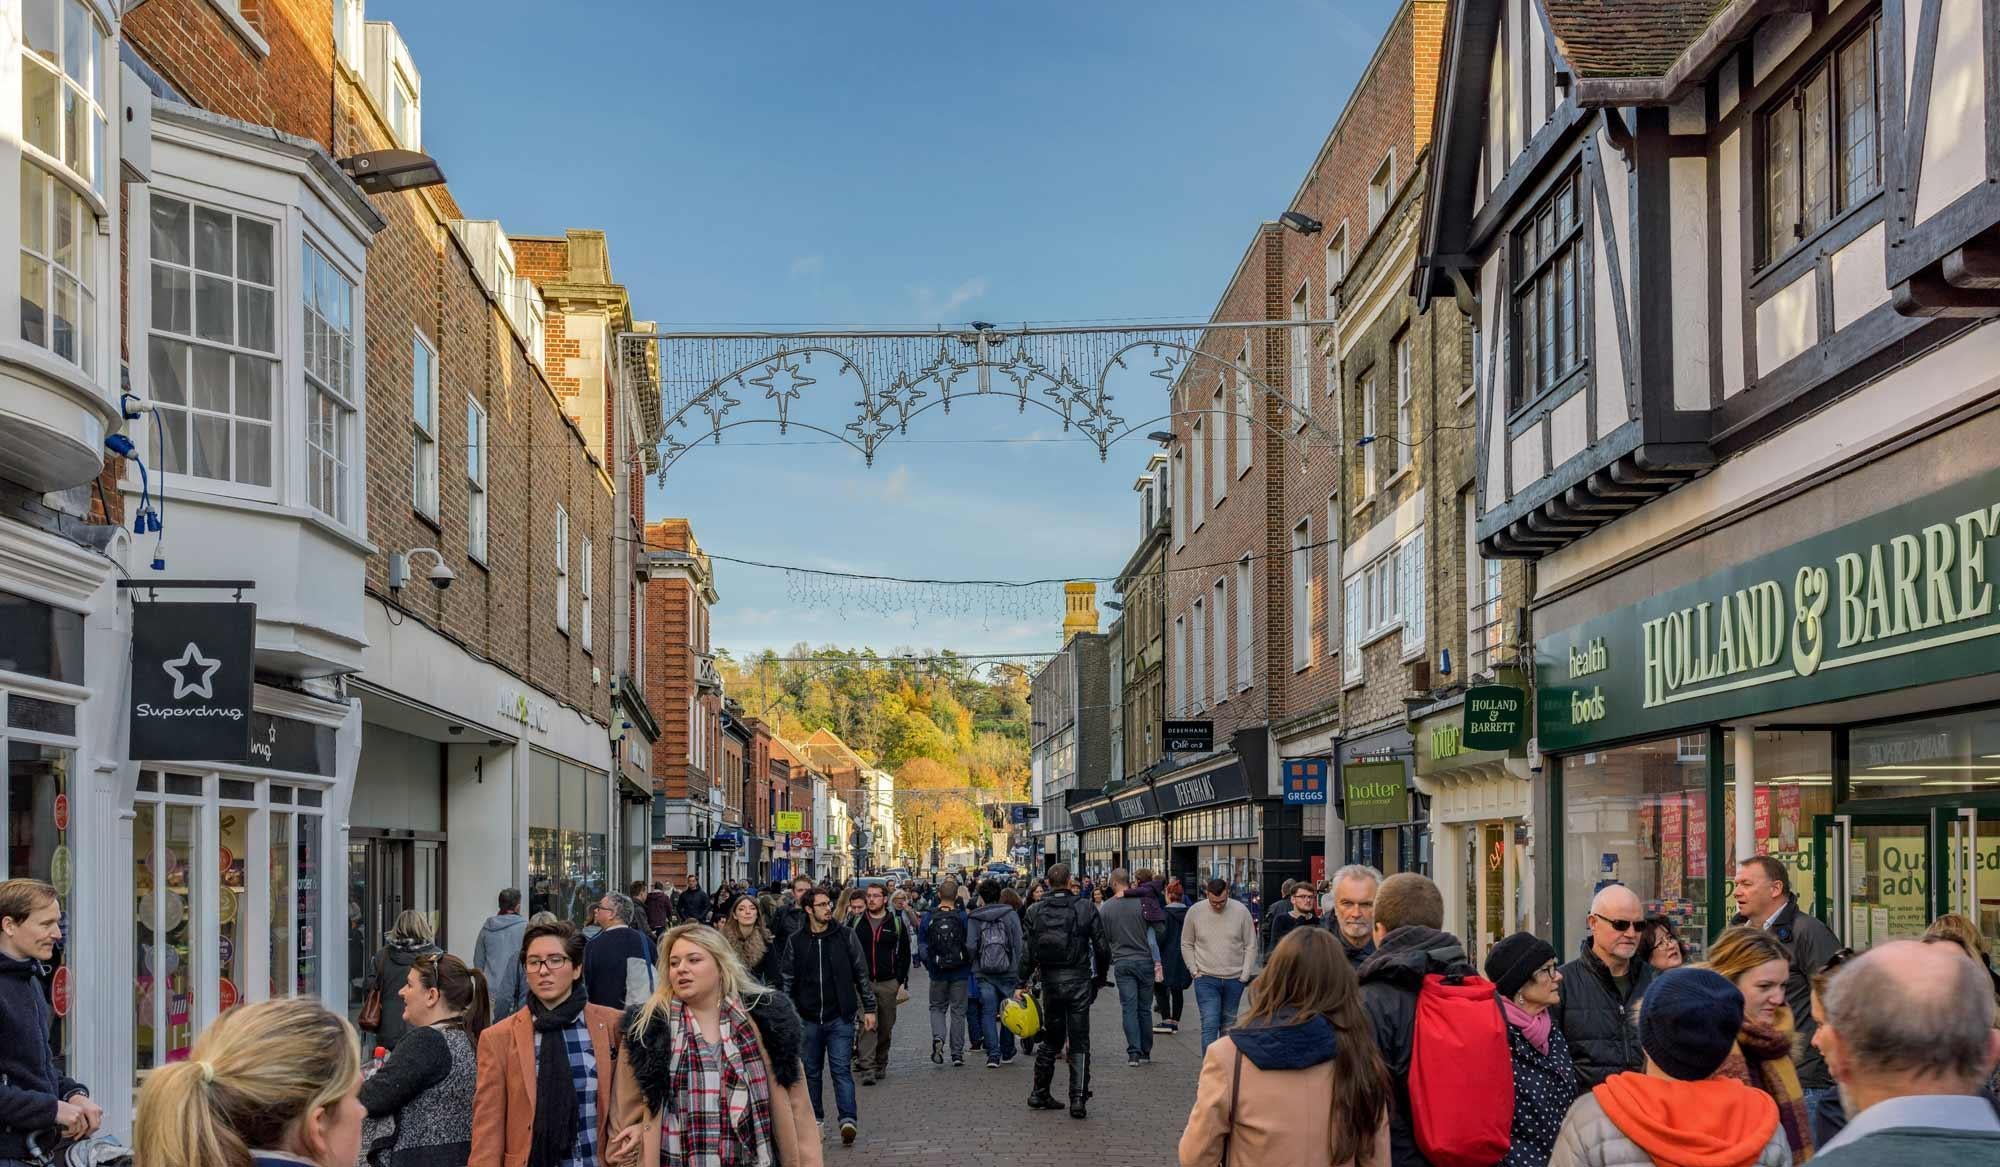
[364,21,421,150]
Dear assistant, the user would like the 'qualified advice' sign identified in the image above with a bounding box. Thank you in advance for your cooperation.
[130,601,256,762]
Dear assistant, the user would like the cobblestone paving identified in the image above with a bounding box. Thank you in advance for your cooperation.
[812,968,1200,1166]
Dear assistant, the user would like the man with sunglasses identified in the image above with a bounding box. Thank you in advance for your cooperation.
[1551,883,1657,1087]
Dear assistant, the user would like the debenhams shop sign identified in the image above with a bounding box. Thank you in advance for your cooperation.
[1537,471,2000,751]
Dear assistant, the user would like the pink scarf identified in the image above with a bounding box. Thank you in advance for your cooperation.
[1500,995,1552,1055]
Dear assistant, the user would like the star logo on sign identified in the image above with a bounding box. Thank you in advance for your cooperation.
[162,642,222,700]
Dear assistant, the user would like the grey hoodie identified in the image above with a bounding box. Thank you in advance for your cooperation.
[472,913,527,1018]
[967,902,1024,978]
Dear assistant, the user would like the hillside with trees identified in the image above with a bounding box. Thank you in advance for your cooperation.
[717,645,1039,853]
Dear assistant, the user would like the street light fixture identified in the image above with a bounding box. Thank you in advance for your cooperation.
[337,148,447,195]
[1147,431,1174,445]
[1279,211,1323,235]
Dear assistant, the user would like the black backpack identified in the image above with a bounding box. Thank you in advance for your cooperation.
[925,911,970,973]
[1029,896,1087,968]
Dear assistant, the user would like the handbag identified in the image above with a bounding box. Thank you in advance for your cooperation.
[1219,1047,1243,1167]
[356,951,385,1032]
[27,1130,133,1167]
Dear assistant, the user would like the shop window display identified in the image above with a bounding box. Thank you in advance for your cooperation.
[7,741,73,1073]
[1561,736,1711,958]
[1125,820,1164,878]
[527,751,610,926]
[1721,730,1832,919]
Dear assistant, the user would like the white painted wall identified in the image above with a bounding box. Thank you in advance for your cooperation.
[1719,130,1746,400]
[445,741,517,956]
[1915,0,1989,225]
[1830,222,1890,331]
[1670,156,1712,411]
[1593,129,1632,435]
[1756,270,1818,377]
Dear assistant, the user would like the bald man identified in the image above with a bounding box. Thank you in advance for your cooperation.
[1811,940,2000,1164]
[1549,883,1657,1087]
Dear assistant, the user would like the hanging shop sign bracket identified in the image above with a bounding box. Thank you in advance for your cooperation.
[118,579,256,602]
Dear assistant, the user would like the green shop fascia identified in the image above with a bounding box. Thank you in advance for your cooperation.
[1535,468,2000,954]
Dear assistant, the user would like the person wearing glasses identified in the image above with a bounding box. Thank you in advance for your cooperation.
[1635,914,1686,972]
[1552,884,1658,1088]
[1486,932,1578,1167]
[470,921,624,1167]
[581,892,655,1011]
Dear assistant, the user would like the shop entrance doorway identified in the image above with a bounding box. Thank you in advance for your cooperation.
[346,833,445,1017]
[1813,799,2000,952]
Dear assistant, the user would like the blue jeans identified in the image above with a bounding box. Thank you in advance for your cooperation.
[1193,975,1246,1053]
[965,973,985,1045]
[801,1017,857,1123]
[1805,1086,1846,1146]
[975,974,1018,1063]
[1114,958,1154,1058]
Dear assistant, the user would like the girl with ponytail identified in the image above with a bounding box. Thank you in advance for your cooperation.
[357,952,492,1166]
[133,997,363,1167]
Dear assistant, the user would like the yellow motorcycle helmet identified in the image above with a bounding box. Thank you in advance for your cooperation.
[1000,992,1041,1039]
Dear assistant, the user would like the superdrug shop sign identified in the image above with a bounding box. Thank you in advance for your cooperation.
[130,601,256,761]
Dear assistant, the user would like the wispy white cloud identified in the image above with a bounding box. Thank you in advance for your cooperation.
[789,254,824,278]
[909,277,989,320]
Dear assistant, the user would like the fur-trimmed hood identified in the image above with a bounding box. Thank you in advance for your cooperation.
[622,990,805,1115]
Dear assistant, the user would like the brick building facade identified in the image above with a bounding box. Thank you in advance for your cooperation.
[642,517,726,888]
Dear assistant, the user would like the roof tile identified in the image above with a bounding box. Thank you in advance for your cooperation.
[1542,0,1730,79]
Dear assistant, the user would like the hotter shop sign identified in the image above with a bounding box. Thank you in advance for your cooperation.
[1538,472,2000,751]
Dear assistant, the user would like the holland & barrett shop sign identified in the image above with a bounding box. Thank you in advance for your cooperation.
[1538,471,2000,751]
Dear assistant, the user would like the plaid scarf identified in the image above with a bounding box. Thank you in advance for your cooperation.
[1719,1012,1814,1164]
[661,997,775,1167]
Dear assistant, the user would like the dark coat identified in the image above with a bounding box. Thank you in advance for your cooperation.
[369,937,443,1049]
[1499,1015,1579,1167]
[1357,926,1474,1167]
[1159,902,1193,991]
[1550,938,1656,1088]
[1267,910,1322,954]
[776,924,877,1024]
[0,953,84,1159]
[848,911,911,984]
[677,886,710,923]
[1731,897,1839,1090]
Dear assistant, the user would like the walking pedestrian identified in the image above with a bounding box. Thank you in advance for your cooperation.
[1178,927,1391,1167]
[1702,926,1815,1163]
[1732,856,1839,1116]
[718,893,781,986]
[1154,879,1191,1035]
[773,886,875,1146]
[969,878,1025,1068]
[1486,932,1579,1167]
[1325,865,1382,967]
[358,952,490,1167]
[642,883,673,937]
[583,891,656,1011]
[1355,872,1473,1167]
[606,924,823,1167]
[1098,868,1159,1067]
[1548,967,1789,1167]
[1268,881,1323,955]
[0,880,98,1160]
[1809,939,2000,1163]
[132,997,361,1167]
[850,882,910,1086]
[773,876,814,945]
[469,920,625,1167]
[1002,884,1032,1055]
[1636,914,1686,972]
[474,888,529,1020]
[1552,884,1657,1088]
[364,910,444,1050]
[676,877,710,926]
[918,880,974,1067]
[1018,863,1109,1119]
[1180,877,1257,1054]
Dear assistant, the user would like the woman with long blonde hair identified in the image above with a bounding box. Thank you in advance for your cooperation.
[364,909,442,1049]
[608,924,821,1167]
[1704,925,1813,1163]
[1178,927,1390,1167]
[133,997,364,1167]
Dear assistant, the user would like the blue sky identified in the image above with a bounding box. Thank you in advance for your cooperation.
[384,1,1403,658]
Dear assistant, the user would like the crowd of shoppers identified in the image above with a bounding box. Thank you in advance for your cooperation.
[6,851,1979,1167]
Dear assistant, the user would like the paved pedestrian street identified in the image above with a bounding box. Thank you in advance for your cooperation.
[826,969,1199,1166]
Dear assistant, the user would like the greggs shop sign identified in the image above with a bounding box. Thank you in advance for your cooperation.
[1538,472,2000,751]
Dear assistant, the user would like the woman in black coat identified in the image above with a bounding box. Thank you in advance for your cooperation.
[1486,933,1579,1167]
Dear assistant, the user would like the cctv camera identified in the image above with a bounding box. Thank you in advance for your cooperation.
[428,561,456,590]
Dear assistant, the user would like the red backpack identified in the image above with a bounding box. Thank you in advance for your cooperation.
[1408,972,1514,1167]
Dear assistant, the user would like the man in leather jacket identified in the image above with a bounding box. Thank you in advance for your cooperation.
[1017,863,1111,1119]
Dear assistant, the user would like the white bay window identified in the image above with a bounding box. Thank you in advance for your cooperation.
[148,196,278,489]
[302,244,356,523]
